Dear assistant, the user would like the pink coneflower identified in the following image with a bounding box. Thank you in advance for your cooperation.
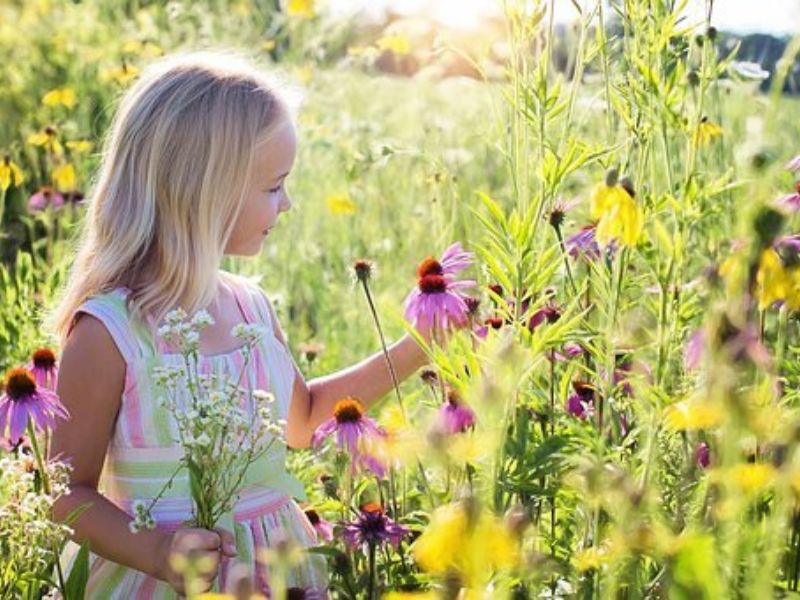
[437,388,476,434]
[0,368,69,440]
[684,328,705,371]
[528,304,561,332]
[342,502,408,550]
[27,187,65,212]
[776,183,800,213]
[27,348,58,391]
[565,225,602,260]
[566,381,596,419]
[404,253,476,329]
[311,397,386,476]
[304,508,334,542]
[549,341,585,362]
[786,155,800,173]
[438,242,474,277]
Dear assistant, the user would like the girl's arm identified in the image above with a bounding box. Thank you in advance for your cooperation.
[50,315,170,579]
[271,304,431,449]
[50,315,232,592]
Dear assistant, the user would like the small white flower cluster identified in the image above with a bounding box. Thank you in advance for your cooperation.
[0,456,74,591]
[134,310,287,530]
[128,500,156,533]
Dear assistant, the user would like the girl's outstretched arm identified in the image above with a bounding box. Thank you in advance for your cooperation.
[270,303,431,448]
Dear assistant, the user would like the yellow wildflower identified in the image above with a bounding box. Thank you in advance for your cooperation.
[756,248,790,309]
[326,194,357,215]
[260,38,276,52]
[573,544,617,571]
[28,127,63,155]
[292,64,314,85]
[42,88,76,108]
[663,399,723,431]
[65,140,93,154]
[383,594,438,600]
[595,191,643,248]
[0,156,24,191]
[52,163,76,191]
[693,117,723,146]
[715,463,777,494]
[287,0,316,18]
[413,501,519,590]
[102,63,140,85]
[376,33,412,55]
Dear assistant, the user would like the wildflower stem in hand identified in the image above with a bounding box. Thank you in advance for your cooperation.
[357,276,405,416]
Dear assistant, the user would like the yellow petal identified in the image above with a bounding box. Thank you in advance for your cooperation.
[376,33,411,55]
[663,400,722,431]
[325,194,357,215]
[53,163,76,191]
[66,140,93,153]
[42,88,76,108]
[287,0,316,18]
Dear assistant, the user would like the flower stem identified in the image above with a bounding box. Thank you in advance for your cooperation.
[27,421,51,495]
[358,279,405,416]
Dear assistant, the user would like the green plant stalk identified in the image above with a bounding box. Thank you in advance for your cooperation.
[27,422,51,495]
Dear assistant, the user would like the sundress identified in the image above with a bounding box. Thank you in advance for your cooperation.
[60,273,328,598]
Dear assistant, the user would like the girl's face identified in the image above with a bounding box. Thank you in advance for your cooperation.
[225,118,296,256]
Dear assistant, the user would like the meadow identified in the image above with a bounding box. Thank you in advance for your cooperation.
[3,0,800,598]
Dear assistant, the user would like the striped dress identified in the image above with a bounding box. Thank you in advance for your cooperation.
[61,274,328,598]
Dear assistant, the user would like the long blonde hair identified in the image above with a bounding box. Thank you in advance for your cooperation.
[48,49,297,346]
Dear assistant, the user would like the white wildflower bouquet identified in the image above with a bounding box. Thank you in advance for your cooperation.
[131,308,286,531]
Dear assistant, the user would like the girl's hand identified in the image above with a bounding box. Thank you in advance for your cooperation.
[155,527,237,594]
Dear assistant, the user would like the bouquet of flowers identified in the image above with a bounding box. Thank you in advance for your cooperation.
[131,308,286,531]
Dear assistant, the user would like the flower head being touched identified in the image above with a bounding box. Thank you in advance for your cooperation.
[342,502,408,550]
[405,245,476,330]
[27,348,58,391]
[311,397,387,476]
[0,367,69,440]
[437,388,476,434]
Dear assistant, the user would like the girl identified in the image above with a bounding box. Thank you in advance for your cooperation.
[47,50,435,598]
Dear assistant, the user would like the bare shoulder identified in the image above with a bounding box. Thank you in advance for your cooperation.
[58,313,126,414]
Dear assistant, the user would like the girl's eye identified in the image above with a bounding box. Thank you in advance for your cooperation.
[267,184,282,194]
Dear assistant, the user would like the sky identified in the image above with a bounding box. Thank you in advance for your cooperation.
[329,0,800,35]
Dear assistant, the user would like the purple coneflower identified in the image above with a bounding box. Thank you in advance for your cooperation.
[528,304,561,332]
[27,348,58,391]
[438,242,474,277]
[304,508,334,542]
[311,397,386,476]
[776,183,800,213]
[786,155,800,173]
[684,328,705,371]
[404,252,476,329]
[565,224,602,260]
[566,381,596,419]
[0,367,69,440]
[437,388,476,434]
[342,502,408,550]
[27,187,64,212]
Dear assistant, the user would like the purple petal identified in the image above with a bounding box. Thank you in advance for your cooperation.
[311,419,336,448]
[8,400,30,441]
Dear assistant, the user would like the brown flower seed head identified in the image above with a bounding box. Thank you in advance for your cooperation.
[418,274,447,294]
[353,259,373,282]
[32,348,56,368]
[605,168,619,187]
[417,257,444,278]
[333,397,365,423]
[4,368,36,400]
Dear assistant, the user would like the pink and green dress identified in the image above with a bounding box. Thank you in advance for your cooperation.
[61,275,328,598]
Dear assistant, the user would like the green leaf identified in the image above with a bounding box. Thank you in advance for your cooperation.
[63,543,90,600]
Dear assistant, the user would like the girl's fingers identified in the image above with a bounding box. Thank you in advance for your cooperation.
[213,526,238,557]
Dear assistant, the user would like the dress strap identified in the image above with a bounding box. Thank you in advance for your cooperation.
[228,276,280,338]
[69,289,153,364]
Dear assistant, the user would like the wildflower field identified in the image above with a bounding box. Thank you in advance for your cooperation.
[3,0,800,597]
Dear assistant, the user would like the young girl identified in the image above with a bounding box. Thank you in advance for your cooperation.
[47,50,434,598]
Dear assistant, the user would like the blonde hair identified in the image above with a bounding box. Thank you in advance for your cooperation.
[47,49,298,346]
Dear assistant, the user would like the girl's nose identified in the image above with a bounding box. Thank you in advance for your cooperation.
[280,192,293,213]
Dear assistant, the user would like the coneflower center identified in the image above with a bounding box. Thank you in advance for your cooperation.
[5,368,36,399]
[573,381,595,399]
[418,274,447,294]
[334,398,364,423]
[32,348,56,368]
[417,257,443,278]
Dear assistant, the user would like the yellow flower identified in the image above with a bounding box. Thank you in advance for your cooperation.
[594,187,643,248]
[573,544,616,571]
[715,463,777,494]
[693,117,723,146]
[383,593,438,599]
[663,399,723,431]
[413,501,519,589]
[590,181,630,220]
[65,140,93,154]
[102,63,140,85]
[0,156,24,191]
[292,64,314,85]
[287,0,316,18]
[28,127,63,155]
[260,38,276,52]
[756,248,790,310]
[326,194,357,215]
[52,163,76,191]
[376,33,412,55]
[42,88,76,108]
